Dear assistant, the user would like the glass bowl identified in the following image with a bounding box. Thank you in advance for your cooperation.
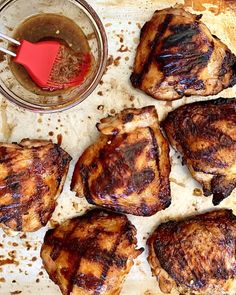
[0,0,108,112]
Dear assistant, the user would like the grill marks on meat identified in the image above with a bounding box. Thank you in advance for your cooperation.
[131,13,174,88]
[71,106,171,216]
[90,139,152,197]
[131,8,236,101]
[162,97,236,205]
[159,23,213,77]
[0,139,71,232]
[41,209,143,295]
[147,209,236,294]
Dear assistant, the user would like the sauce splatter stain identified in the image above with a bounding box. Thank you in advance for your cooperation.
[118,45,129,52]
[57,134,63,145]
[87,32,96,40]
[165,101,172,107]
[170,177,185,188]
[0,258,19,266]
[5,26,13,32]
[114,56,121,66]
[97,105,104,111]
[107,55,114,67]
[193,188,203,196]
[116,34,124,43]
[0,52,5,62]
[1,101,16,141]
[184,0,235,15]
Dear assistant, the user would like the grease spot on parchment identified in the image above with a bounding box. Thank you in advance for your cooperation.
[98,0,132,6]
[170,177,185,188]
[0,52,5,63]
[1,101,16,141]
[193,188,203,196]
[184,0,235,15]
[0,258,19,267]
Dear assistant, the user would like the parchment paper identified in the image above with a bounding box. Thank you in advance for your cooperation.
[0,0,236,294]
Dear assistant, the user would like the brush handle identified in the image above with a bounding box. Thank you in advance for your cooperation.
[0,46,16,57]
[0,33,20,45]
[0,32,20,57]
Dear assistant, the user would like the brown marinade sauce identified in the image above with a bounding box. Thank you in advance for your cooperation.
[9,13,93,95]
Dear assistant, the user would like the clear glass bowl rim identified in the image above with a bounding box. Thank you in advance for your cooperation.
[0,0,108,113]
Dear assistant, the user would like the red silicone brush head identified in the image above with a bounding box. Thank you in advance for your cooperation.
[13,40,61,88]
[46,52,92,90]
[14,40,92,91]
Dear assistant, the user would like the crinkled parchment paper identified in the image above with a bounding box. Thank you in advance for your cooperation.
[0,0,236,294]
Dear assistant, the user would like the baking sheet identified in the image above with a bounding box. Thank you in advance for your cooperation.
[0,0,236,294]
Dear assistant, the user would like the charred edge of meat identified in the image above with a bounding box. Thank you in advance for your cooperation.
[219,49,236,86]
[211,176,236,206]
[149,127,171,210]
[149,209,236,233]
[209,97,236,106]
[230,64,236,86]
[97,201,161,217]
[78,164,96,205]
[196,14,203,20]
[130,14,173,88]
[162,97,236,123]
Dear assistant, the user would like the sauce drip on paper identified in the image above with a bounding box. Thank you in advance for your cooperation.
[184,0,235,15]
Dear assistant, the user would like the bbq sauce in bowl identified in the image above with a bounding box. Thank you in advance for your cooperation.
[9,13,93,95]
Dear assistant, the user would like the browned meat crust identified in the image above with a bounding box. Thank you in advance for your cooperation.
[131,8,236,101]
[71,106,171,216]
[147,209,236,294]
[41,209,143,295]
[0,139,71,232]
[162,97,236,205]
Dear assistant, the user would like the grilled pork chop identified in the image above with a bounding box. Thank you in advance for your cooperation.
[71,106,171,216]
[162,97,236,205]
[41,209,143,295]
[148,209,236,295]
[130,7,236,101]
[0,139,71,232]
